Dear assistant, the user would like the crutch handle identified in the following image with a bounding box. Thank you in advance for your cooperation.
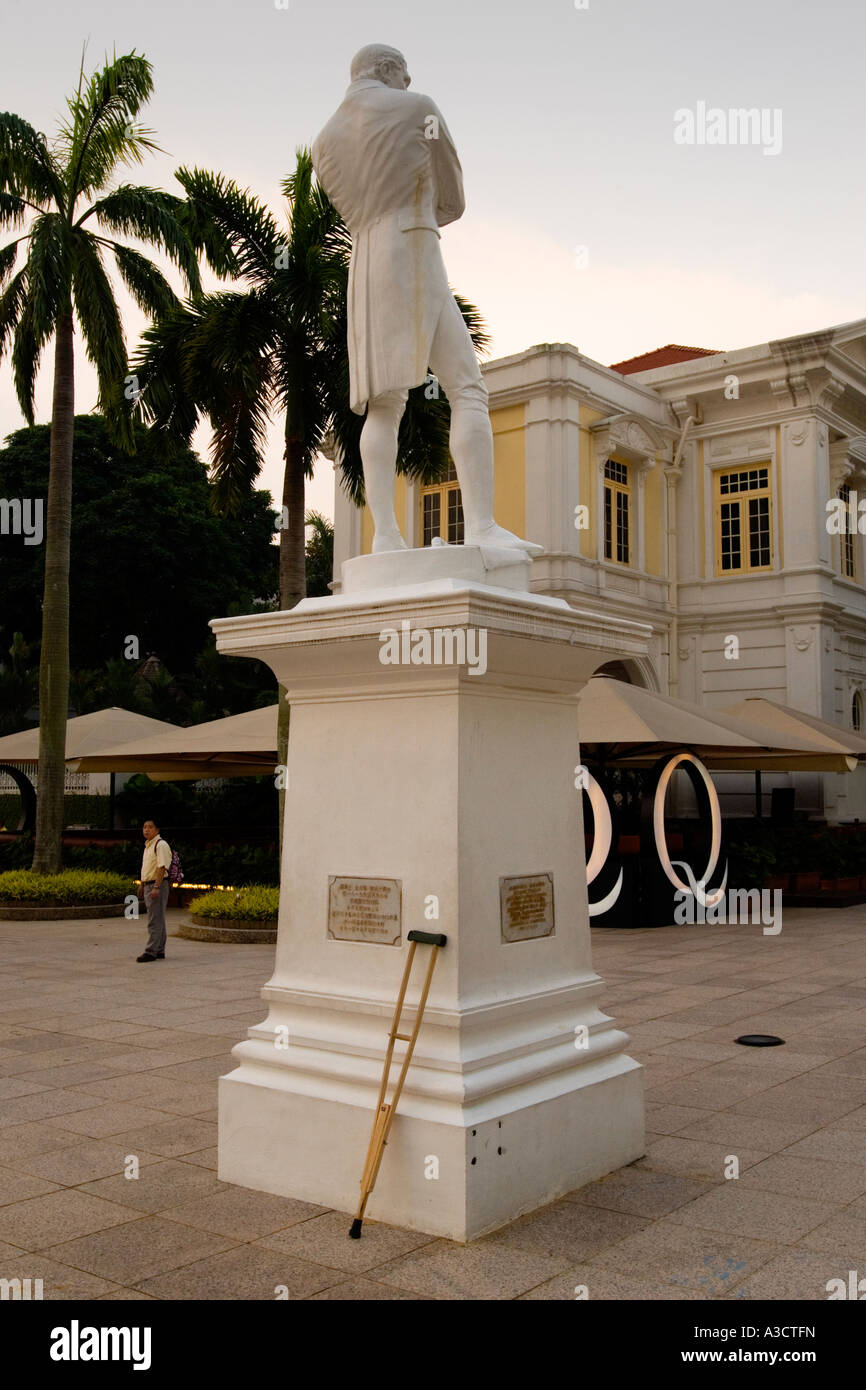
[407,931,447,947]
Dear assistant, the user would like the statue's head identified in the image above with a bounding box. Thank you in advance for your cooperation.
[350,44,411,91]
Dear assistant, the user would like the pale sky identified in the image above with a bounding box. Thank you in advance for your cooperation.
[2,0,864,520]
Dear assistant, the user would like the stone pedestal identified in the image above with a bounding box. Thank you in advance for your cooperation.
[211,548,650,1241]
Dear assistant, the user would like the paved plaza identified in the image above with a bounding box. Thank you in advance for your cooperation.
[0,906,864,1300]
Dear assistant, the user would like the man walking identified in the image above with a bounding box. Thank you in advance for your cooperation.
[138,818,171,962]
[312,44,540,557]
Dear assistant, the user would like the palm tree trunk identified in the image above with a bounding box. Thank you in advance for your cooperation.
[32,309,75,874]
[276,435,307,862]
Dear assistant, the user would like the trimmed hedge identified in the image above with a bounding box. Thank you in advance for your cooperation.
[0,869,135,905]
[192,885,279,921]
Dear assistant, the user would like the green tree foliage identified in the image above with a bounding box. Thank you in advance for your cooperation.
[0,413,279,685]
[304,509,334,599]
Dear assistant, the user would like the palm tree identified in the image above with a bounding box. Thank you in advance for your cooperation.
[0,51,228,872]
[135,149,489,791]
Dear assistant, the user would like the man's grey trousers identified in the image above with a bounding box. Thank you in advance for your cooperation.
[143,881,168,956]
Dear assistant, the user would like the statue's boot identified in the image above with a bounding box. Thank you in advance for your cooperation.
[372,529,409,553]
[466,521,544,557]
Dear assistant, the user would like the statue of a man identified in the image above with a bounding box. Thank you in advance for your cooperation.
[313,44,541,557]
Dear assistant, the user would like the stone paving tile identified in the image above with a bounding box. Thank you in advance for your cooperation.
[518,1265,711,1300]
[0,1077,52,1099]
[161,1187,327,1241]
[175,1147,219,1169]
[96,1287,157,1299]
[257,1210,436,1272]
[796,1209,866,1254]
[0,1190,143,1250]
[643,1103,716,1135]
[137,1243,341,1300]
[664,1185,840,1243]
[107,1083,221,1117]
[0,1090,106,1129]
[783,1124,866,1166]
[565,1166,715,1219]
[728,1089,864,1126]
[43,1216,238,1285]
[107,1117,217,1158]
[638,1136,767,1181]
[728,1248,854,1300]
[79,1159,226,1212]
[0,1164,61,1206]
[590,1221,781,1295]
[371,1240,572,1300]
[41,1103,174,1140]
[66,1073,180,1103]
[0,1121,84,1165]
[307,1276,425,1300]
[738,1154,866,1204]
[14,1062,125,1089]
[0,1250,119,1300]
[18,1141,163,1187]
[673,1112,823,1152]
[484,1198,648,1262]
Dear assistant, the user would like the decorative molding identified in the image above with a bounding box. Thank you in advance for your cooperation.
[819,376,846,411]
[785,420,811,447]
[770,374,809,408]
[789,625,815,653]
[708,428,772,462]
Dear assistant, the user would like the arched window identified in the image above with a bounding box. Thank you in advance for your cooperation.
[853,690,863,733]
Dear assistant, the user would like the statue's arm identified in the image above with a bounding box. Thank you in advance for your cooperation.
[427,102,466,227]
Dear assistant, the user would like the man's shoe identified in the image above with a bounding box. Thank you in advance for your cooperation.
[136,953,157,963]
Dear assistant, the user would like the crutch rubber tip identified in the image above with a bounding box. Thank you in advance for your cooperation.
[349,1219,363,1239]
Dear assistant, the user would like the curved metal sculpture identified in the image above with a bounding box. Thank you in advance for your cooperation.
[0,763,37,834]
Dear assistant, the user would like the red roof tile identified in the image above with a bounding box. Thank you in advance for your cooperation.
[610,344,723,375]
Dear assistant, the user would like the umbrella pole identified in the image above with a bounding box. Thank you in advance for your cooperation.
[754,770,763,819]
[109,772,116,832]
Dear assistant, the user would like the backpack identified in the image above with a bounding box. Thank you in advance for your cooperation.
[156,837,184,887]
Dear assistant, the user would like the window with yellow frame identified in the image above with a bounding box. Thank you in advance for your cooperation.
[603,458,630,564]
[714,466,772,574]
[420,462,464,546]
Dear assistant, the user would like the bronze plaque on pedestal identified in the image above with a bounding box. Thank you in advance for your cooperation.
[500,873,555,943]
[328,876,402,945]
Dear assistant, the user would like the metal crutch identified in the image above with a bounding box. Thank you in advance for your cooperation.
[349,929,447,1238]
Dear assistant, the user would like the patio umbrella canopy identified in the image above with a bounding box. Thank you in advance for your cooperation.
[578,678,860,772]
[0,707,178,762]
[69,705,279,781]
[719,696,866,765]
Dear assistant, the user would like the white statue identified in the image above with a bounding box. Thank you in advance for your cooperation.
[313,44,541,557]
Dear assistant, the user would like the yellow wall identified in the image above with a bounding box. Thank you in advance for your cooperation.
[490,404,525,537]
[644,464,663,576]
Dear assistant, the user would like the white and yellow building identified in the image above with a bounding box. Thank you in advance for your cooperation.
[333,320,866,822]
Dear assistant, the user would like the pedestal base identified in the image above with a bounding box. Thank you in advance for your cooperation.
[219,1058,644,1241]
[212,564,650,1241]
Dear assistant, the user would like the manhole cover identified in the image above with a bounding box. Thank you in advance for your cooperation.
[735,1034,785,1047]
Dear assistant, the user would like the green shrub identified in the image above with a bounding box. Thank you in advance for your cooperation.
[193,884,280,920]
[0,868,135,904]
